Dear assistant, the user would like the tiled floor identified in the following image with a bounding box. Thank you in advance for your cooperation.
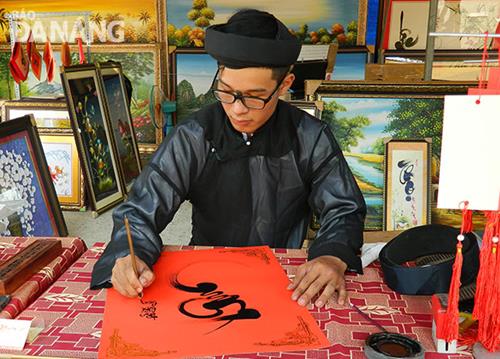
[63,201,193,247]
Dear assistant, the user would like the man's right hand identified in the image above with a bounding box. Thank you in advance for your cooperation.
[111,255,155,298]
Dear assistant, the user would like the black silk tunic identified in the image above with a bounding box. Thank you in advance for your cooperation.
[91,100,366,289]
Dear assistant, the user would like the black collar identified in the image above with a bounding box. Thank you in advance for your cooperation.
[196,101,298,162]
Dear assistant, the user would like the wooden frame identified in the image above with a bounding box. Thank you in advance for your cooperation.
[98,61,142,192]
[39,129,85,211]
[0,115,67,236]
[1,100,71,129]
[383,138,431,230]
[313,81,472,230]
[60,64,125,215]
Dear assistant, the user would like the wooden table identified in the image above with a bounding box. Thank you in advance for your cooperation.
[1,243,470,358]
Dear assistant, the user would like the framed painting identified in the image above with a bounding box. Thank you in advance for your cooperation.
[90,44,163,152]
[171,48,218,124]
[383,138,431,230]
[0,115,68,236]
[166,0,368,48]
[39,129,85,210]
[383,0,500,50]
[314,81,472,230]
[60,64,125,215]
[289,100,323,119]
[98,61,142,192]
[2,99,71,128]
[330,50,368,80]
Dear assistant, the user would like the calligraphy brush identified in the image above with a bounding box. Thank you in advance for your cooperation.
[350,302,387,333]
[124,215,143,300]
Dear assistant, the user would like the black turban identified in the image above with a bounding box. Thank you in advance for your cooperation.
[205,9,301,69]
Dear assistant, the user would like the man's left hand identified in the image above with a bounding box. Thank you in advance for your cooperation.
[288,255,348,307]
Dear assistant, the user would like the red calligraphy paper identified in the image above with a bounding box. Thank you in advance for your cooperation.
[99,246,329,358]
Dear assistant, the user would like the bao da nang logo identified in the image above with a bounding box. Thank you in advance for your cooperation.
[7,10,125,43]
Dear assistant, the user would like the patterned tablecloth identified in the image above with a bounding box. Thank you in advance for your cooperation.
[2,243,471,358]
[0,236,87,319]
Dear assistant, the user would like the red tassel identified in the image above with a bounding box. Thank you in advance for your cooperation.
[76,37,86,64]
[442,202,472,343]
[473,212,495,323]
[475,211,500,352]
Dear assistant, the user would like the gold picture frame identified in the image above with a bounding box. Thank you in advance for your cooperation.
[384,138,431,231]
[2,100,71,128]
[39,129,85,211]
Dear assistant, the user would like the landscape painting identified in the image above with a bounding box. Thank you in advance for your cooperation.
[175,52,218,123]
[320,96,444,230]
[0,1,158,44]
[167,0,365,48]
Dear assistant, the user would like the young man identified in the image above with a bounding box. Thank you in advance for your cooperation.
[91,9,366,308]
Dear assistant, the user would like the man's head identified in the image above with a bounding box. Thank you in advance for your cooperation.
[205,9,300,133]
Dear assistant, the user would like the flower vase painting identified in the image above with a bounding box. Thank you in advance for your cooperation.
[61,66,125,214]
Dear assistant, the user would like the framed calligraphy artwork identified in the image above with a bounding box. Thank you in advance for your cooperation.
[384,138,431,231]
[99,246,329,358]
[383,0,500,50]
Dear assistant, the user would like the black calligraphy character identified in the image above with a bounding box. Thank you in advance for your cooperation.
[172,277,261,333]
[140,300,158,320]
[398,160,415,201]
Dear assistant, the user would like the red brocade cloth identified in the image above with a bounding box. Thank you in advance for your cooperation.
[0,236,87,319]
[2,243,472,358]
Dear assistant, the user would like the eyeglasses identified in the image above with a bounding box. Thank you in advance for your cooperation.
[211,70,286,110]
